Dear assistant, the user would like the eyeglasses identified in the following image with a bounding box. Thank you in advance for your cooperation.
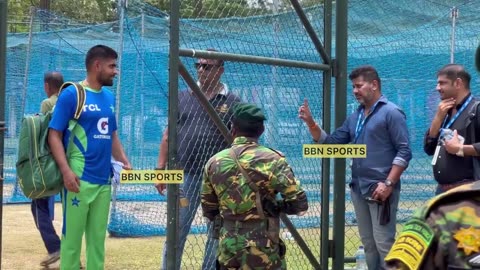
[194,63,221,71]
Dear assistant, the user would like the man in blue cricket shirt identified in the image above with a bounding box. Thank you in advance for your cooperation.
[298,65,412,270]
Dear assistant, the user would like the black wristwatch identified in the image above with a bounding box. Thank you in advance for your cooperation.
[385,179,394,187]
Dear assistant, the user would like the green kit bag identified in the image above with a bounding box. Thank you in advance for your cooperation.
[16,82,85,199]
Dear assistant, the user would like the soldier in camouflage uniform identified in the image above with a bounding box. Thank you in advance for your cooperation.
[385,181,480,270]
[201,102,308,270]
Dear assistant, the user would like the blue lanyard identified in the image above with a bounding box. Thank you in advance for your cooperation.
[441,95,473,129]
[354,100,381,143]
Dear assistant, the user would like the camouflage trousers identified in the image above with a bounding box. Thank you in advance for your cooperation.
[217,240,286,270]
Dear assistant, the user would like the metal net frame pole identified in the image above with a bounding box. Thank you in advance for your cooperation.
[111,0,127,220]
[166,0,181,268]
[332,0,348,268]
[449,6,458,64]
[20,7,35,114]
[0,0,7,266]
[321,0,333,269]
[116,0,126,121]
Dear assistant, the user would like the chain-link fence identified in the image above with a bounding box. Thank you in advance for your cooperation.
[4,0,480,269]
[112,1,327,268]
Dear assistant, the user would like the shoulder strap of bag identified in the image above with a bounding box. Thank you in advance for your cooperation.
[229,148,267,220]
[59,82,86,120]
[58,82,86,156]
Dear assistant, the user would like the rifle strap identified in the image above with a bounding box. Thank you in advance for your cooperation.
[229,148,266,220]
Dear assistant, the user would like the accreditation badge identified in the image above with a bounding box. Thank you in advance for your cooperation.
[431,145,441,166]
[385,218,434,270]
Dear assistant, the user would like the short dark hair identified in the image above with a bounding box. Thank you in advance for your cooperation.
[349,65,381,90]
[197,48,224,67]
[232,119,264,138]
[437,64,471,89]
[85,45,118,71]
[44,71,64,93]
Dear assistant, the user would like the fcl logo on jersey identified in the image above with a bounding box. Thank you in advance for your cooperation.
[97,117,109,134]
[83,104,101,112]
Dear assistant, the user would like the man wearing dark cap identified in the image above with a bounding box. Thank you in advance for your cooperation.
[201,103,308,270]
[155,49,241,269]
[385,44,480,270]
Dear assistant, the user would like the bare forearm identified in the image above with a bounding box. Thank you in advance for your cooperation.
[48,130,71,174]
[111,132,129,165]
[387,164,406,185]
[157,130,168,168]
[308,122,322,142]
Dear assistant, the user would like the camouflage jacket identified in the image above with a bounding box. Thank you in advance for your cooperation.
[385,181,480,270]
[201,136,308,222]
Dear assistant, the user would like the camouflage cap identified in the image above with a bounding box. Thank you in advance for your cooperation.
[476,44,480,72]
[231,102,266,122]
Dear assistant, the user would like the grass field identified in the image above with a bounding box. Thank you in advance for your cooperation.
[2,202,413,269]
[2,203,356,269]
[3,204,164,270]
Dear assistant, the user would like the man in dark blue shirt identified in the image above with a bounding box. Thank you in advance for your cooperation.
[298,65,412,270]
[155,50,241,270]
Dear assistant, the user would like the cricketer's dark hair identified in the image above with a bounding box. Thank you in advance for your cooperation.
[85,45,118,71]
